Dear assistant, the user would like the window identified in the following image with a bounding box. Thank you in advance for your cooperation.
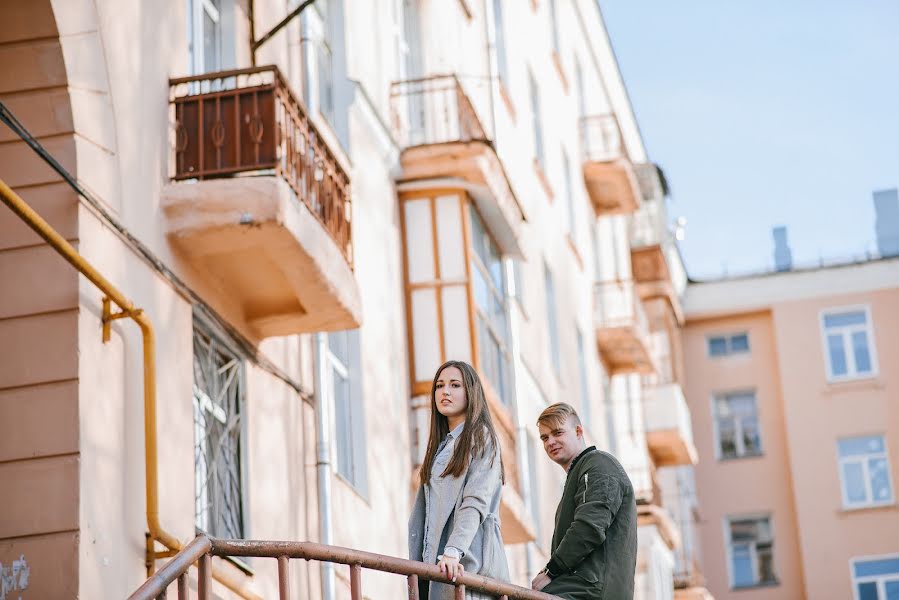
[726,515,777,588]
[525,433,542,542]
[511,258,526,314]
[329,330,368,493]
[188,0,222,75]
[714,391,763,460]
[313,0,335,124]
[822,307,877,380]
[576,329,591,429]
[492,0,509,85]
[574,56,587,150]
[838,435,893,509]
[471,209,511,403]
[852,555,899,600]
[544,262,560,375]
[548,0,560,54]
[193,325,245,538]
[602,370,617,455]
[529,70,545,168]
[707,332,750,357]
[562,148,576,242]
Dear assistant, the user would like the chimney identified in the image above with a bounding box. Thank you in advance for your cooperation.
[772,226,792,272]
[874,188,899,258]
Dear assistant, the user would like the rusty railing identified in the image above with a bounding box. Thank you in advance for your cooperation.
[128,535,561,600]
[169,65,352,266]
[390,74,490,148]
[580,113,628,163]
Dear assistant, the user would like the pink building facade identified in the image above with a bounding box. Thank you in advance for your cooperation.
[682,257,899,599]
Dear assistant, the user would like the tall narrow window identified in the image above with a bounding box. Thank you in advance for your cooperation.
[574,55,587,149]
[852,555,899,599]
[329,329,368,493]
[576,329,591,429]
[727,516,777,588]
[714,391,763,459]
[529,70,545,169]
[526,433,542,542]
[602,370,617,454]
[193,325,245,538]
[188,0,222,75]
[315,0,335,124]
[492,0,509,85]
[838,435,893,509]
[821,307,877,380]
[548,0,560,55]
[562,148,576,242]
[544,262,560,375]
[471,209,511,403]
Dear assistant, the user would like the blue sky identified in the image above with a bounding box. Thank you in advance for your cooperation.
[598,2,899,280]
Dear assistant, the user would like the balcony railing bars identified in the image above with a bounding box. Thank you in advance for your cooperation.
[594,279,649,335]
[390,74,491,148]
[128,535,562,600]
[580,113,628,163]
[169,65,352,266]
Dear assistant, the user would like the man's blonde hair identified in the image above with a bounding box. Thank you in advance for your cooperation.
[536,402,582,431]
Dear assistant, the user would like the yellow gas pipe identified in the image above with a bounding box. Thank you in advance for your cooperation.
[0,178,259,599]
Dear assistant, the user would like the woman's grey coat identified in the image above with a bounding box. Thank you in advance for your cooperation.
[409,440,510,600]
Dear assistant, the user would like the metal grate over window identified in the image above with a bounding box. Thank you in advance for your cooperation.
[193,327,245,539]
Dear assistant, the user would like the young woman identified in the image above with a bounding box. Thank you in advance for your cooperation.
[408,360,510,599]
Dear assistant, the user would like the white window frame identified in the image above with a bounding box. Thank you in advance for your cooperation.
[819,305,879,382]
[837,434,895,510]
[705,331,750,358]
[544,260,560,376]
[327,330,368,496]
[711,390,764,461]
[723,513,778,590]
[851,553,899,600]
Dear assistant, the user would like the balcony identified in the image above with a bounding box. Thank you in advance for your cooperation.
[390,74,525,256]
[162,66,361,338]
[580,114,641,216]
[643,383,698,466]
[629,194,686,323]
[594,280,653,374]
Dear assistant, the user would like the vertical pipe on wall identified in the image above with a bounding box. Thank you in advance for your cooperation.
[313,332,336,599]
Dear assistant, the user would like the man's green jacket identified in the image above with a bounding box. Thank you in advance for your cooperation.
[543,447,637,599]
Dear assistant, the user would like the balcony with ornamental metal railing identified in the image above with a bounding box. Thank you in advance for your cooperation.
[162,66,361,339]
[593,279,654,374]
[579,113,641,216]
[390,74,526,257]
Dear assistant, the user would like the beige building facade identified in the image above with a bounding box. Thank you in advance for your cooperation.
[0,0,709,598]
[683,257,899,599]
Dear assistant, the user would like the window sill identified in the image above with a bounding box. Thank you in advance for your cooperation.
[717,453,765,463]
[731,580,779,591]
[551,51,569,93]
[566,235,583,272]
[822,375,883,394]
[838,501,896,515]
[533,160,554,202]
[499,81,517,123]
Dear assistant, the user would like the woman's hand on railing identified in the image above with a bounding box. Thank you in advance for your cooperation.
[436,554,464,582]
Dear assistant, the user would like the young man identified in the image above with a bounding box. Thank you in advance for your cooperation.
[531,402,637,599]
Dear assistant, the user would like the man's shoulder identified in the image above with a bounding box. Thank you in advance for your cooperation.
[579,450,631,484]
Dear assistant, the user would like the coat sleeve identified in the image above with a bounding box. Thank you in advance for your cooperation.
[444,443,502,556]
[408,486,426,562]
[546,462,624,576]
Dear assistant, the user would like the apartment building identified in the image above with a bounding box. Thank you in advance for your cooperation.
[0,0,708,598]
[683,248,899,599]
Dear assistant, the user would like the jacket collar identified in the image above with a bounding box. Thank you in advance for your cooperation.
[567,445,597,473]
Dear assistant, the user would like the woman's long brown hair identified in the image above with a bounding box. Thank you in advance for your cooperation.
[419,360,505,484]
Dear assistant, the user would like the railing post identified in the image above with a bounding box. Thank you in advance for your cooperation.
[407,574,420,600]
[198,554,212,599]
[454,583,465,600]
[277,556,290,599]
[350,563,362,599]
[177,573,188,599]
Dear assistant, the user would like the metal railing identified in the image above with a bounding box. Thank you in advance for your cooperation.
[128,535,562,600]
[580,113,628,163]
[594,279,650,337]
[390,74,490,149]
[169,65,352,266]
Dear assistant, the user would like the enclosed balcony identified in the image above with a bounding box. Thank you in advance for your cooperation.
[391,74,525,256]
[162,66,361,338]
[629,186,687,323]
[643,383,698,466]
[594,280,654,374]
[580,113,641,216]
